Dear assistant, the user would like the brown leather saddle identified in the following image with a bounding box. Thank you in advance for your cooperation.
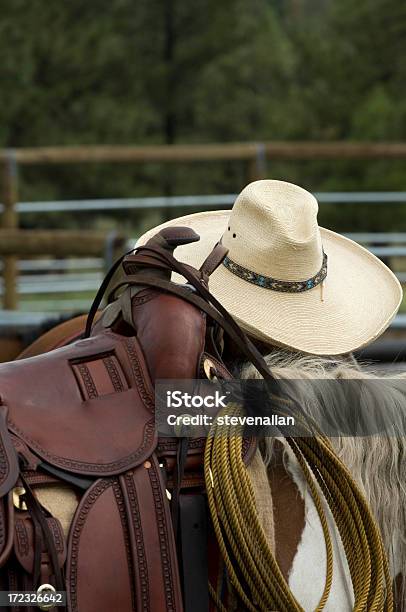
[0,227,274,612]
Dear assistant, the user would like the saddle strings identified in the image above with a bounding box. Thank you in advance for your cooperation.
[204,403,393,612]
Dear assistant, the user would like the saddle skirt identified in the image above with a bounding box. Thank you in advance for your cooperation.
[1,332,156,477]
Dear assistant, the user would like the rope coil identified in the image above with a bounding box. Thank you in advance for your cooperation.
[204,403,393,612]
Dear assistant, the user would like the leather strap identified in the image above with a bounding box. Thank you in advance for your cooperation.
[0,493,15,567]
[199,243,229,284]
[39,462,93,491]
[84,247,136,338]
[19,471,65,596]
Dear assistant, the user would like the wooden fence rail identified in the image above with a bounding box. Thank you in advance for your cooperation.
[0,230,124,257]
[2,142,406,164]
[1,141,406,309]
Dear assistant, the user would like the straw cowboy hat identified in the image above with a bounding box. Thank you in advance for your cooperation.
[136,180,402,355]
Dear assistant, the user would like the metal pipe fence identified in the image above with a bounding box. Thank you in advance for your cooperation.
[2,191,406,214]
[0,192,405,323]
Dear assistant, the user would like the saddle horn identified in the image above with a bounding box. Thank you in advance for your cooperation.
[84,226,201,337]
[122,226,200,279]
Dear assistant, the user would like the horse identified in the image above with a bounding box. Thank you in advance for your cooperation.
[10,314,405,610]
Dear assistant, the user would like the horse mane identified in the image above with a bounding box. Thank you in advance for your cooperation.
[242,350,406,585]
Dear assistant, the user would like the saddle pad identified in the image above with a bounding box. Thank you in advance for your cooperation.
[0,332,156,477]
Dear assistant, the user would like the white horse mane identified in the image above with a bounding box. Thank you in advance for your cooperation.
[243,350,406,594]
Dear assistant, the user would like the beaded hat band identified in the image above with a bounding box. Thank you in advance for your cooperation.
[222,250,328,293]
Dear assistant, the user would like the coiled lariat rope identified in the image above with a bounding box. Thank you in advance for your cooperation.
[204,403,393,612]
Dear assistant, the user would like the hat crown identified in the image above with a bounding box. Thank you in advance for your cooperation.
[222,180,323,281]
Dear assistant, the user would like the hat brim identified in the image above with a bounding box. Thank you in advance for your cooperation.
[136,211,402,355]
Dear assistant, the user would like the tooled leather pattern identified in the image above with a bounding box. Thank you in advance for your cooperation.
[14,520,29,557]
[0,501,5,552]
[77,364,98,399]
[148,461,177,612]
[103,356,125,393]
[112,479,137,611]
[10,436,41,472]
[8,419,155,474]
[122,473,149,611]
[14,512,66,574]
[68,479,112,612]
[0,431,10,492]
[48,518,65,555]
[124,338,155,411]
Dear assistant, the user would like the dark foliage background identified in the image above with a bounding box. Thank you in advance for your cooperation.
[1,0,405,233]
